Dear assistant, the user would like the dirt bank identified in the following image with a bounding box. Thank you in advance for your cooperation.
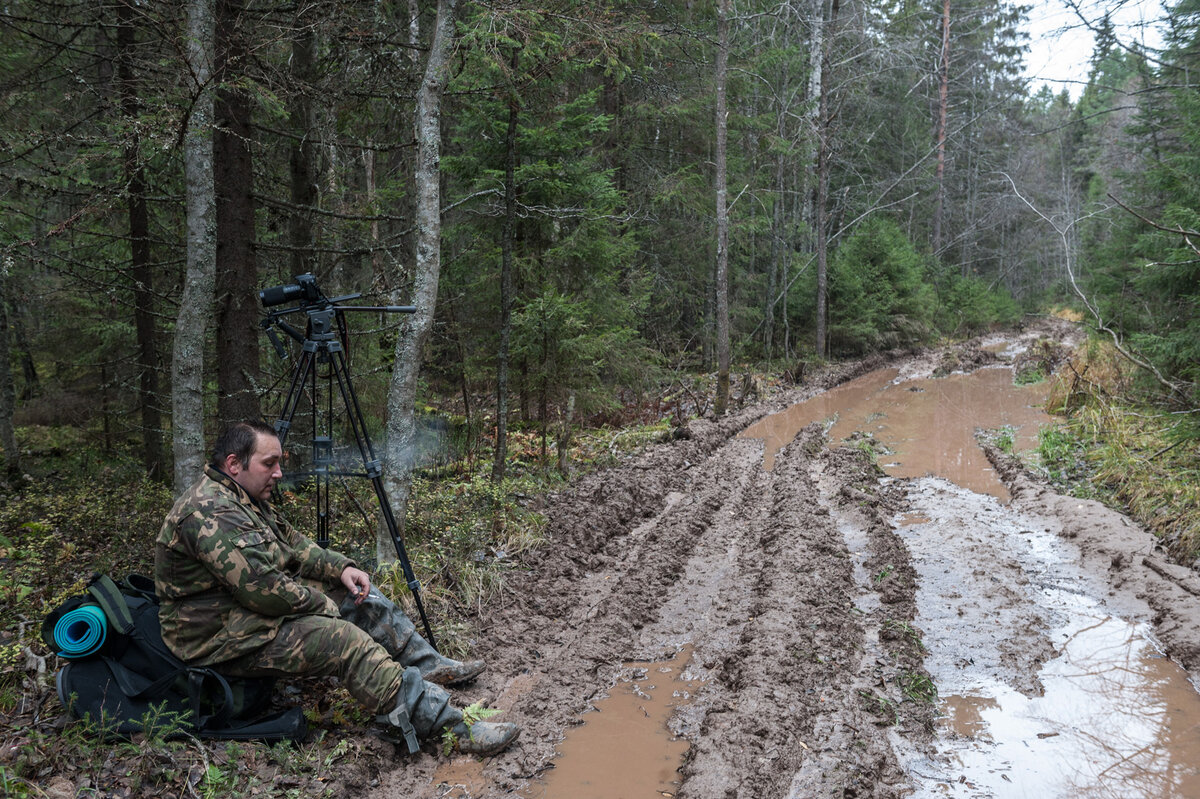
[373,318,1200,798]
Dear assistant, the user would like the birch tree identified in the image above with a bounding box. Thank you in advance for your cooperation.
[713,0,732,414]
[172,0,217,491]
[380,0,459,563]
[932,0,950,254]
[813,0,840,358]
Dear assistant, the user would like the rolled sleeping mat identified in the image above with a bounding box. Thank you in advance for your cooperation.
[53,604,108,659]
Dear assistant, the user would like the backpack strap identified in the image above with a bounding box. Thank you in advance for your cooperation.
[188,668,235,731]
[119,574,159,604]
[86,575,135,635]
[112,601,235,730]
[100,658,237,732]
[102,656,185,701]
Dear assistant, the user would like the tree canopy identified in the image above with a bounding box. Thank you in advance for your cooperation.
[0,0,1196,486]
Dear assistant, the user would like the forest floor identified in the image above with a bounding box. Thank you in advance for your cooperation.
[370,316,1200,799]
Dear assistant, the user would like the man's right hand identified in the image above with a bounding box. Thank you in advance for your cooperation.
[340,566,371,604]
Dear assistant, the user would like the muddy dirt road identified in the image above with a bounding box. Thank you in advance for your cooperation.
[374,319,1200,799]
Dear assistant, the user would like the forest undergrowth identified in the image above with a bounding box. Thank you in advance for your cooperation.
[1036,338,1200,562]
[0,391,698,797]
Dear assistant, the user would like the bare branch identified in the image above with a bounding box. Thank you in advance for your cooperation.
[1108,192,1200,257]
[999,172,1188,399]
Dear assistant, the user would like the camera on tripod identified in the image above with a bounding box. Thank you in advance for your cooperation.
[256,273,434,643]
[259,273,322,308]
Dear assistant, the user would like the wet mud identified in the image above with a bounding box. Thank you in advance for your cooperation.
[520,647,703,798]
[373,319,1200,799]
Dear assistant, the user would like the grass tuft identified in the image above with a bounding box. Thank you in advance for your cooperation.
[1039,341,1200,560]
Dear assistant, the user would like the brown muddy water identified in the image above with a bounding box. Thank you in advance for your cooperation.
[519,647,703,799]
[467,355,1200,799]
[898,479,1200,798]
[739,364,1050,500]
[743,357,1200,798]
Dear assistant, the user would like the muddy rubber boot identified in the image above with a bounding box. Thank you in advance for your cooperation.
[377,667,519,756]
[342,587,486,686]
[376,666,460,754]
[448,719,520,757]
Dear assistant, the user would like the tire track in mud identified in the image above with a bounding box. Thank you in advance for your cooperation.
[674,427,870,799]
[776,435,935,799]
[378,415,780,796]
[372,321,1200,799]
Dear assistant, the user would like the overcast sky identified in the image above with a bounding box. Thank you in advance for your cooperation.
[1022,0,1167,98]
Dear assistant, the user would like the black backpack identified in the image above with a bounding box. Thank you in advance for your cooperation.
[44,574,307,742]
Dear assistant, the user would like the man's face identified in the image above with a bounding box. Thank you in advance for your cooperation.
[226,432,283,501]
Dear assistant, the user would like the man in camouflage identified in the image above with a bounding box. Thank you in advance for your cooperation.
[155,420,518,755]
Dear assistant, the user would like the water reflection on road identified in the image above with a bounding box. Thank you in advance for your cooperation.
[938,612,1200,798]
[901,484,1200,799]
[745,357,1200,798]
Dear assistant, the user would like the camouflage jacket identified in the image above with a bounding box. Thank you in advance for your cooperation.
[155,466,354,665]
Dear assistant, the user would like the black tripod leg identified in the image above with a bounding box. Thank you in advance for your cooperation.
[274,347,317,446]
[327,347,438,649]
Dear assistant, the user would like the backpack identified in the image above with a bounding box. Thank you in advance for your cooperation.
[44,574,307,742]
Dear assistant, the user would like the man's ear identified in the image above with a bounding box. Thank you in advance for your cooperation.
[224,453,243,476]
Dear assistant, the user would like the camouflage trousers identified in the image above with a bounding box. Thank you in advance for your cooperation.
[221,610,405,712]
[218,582,458,739]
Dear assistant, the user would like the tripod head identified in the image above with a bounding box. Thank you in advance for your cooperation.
[259,273,416,355]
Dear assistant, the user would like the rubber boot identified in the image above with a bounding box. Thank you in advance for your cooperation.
[376,666,459,753]
[342,587,485,686]
[377,667,519,756]
[449,719,521,757]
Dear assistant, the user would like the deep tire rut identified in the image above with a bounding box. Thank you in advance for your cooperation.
[371,323,1200,799]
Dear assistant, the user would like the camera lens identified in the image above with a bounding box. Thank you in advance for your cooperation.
[259,283,302,307]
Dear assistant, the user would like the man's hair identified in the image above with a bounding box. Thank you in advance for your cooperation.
[210,421,279,470]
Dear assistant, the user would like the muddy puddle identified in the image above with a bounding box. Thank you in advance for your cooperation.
[516,647,703,799]
[739,364,1049,500]
[746,357,1200,797]
[898,479,1200,797]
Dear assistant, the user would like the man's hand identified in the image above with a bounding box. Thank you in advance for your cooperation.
[340,566,371,605]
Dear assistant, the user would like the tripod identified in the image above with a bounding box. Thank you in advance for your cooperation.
[260,275,436,646]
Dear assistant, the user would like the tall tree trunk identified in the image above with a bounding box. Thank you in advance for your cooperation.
[380,0,458,563]
[492,51,519,483]
[932,0,950,255]
[814,0,840,359]
[556,391,574,476]
[290,22,317,276]
[713,0,731,415]
[539,319,549,465]
[0,261,20,482]
[116,0,164,480]
[408,0,421,63]
[365,148,382,276]
[214,0,260,423]
[803,0,824,248]
[172,0,217,492]
[766,147,784,359]
[10,305,38,401]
